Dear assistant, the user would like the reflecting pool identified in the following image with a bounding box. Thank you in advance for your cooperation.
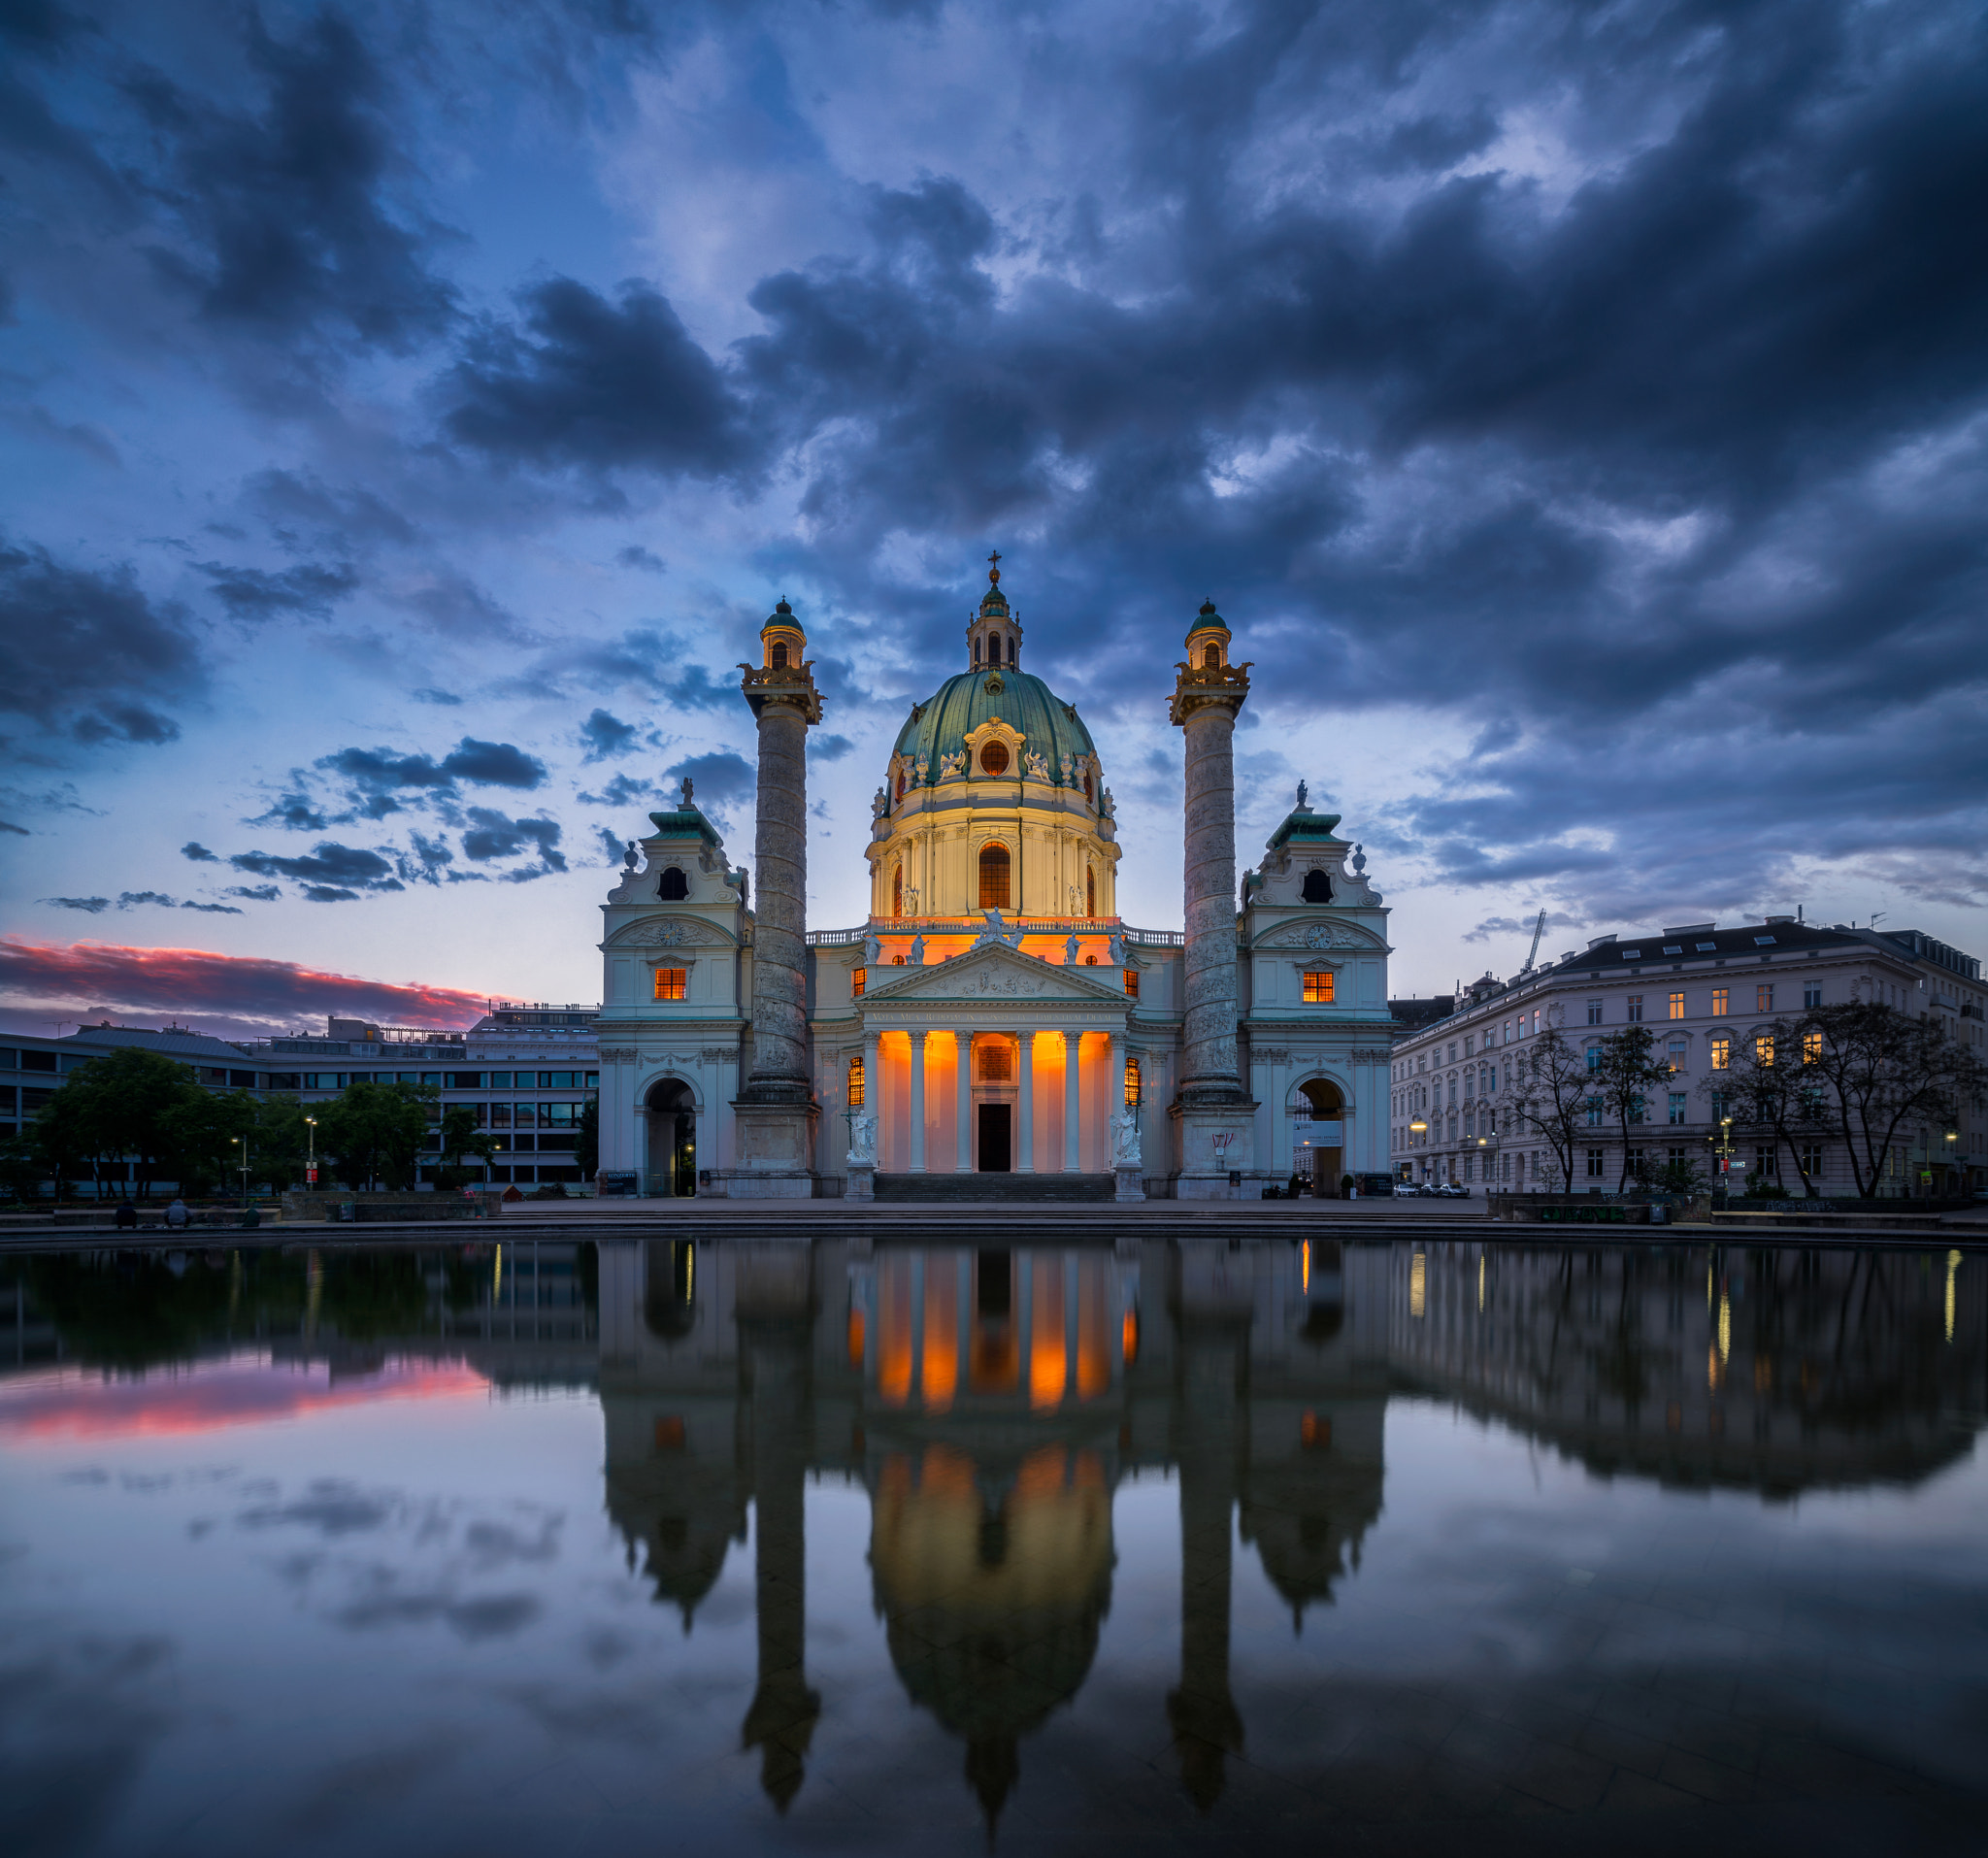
[3,1237,1985,1856]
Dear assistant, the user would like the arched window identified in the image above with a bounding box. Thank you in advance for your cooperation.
[1082,771,1093,801]
[770,642,789,669]
[973,636,981,665]
[978,741,1010,776]
[891,867,903,917]
[1204,644,1220,669]
[847,1057,865,1106]
[1301,869,1331,903]
[1006,635,1015,665]
[1085,867,1096,917]
[977,843,1011,910]
[1124,1059,1142,1106]
[658,866,688,900]
[895,770,905,799]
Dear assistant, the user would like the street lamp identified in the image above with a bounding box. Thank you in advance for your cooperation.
[1476,1130,1501,1197]
[229,1135,250,1211]
[1712,1115,1736,1209]
[306,1116,317,1189]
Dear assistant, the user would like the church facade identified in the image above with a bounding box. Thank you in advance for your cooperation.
[593,564,1397,1199]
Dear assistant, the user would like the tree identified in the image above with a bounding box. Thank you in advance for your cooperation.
[315,1079,436,1190]
[1509,1030,1589,1191]
[251,1093,315,1189]
[576,1095,599,1178]
[28,1084,92,1203]
[1598,1025,1675,1191]
[1794,1002,1985,1198]
[1698,1020,1829,1198]
[162,1087,259,1198]
[437,1105,497,1189]
[59,1046,208,1199]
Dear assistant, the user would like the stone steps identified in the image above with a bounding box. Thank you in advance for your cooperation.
[874,1174,1115,1203]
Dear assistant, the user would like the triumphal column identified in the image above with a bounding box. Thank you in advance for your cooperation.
[733,597,823,1196]
[1169,600,1257,1196]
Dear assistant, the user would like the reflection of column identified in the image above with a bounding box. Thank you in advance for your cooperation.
[1168,1316,1244,1812]
[1018,1034,1036,1173]
[954,1032,972,1173]
[1064,1032,1082,1173]
[741,1307,819,1813]
[910,1033,928,1174]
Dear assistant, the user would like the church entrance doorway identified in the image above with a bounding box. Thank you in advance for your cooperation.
[646,1080,697,1197]
[977,1103,1011,1173]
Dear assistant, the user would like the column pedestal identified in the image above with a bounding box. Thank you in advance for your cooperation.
[725,1101,821,1204]
[1172,1103,1258,1200]
[845,1160,876,1202]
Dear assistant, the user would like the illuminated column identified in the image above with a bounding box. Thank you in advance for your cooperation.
[1064,1032,1082,1173]
[1169,600,1255,1196]
[1018,1034,1036,1173]
[954,1032,973,1173]
[909,1032,928,1174]
[735,597,823,1198]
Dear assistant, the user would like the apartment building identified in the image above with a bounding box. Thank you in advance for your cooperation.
[1388,918,1984,1196]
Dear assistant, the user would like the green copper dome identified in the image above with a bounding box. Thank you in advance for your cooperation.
[890,669,1099,786]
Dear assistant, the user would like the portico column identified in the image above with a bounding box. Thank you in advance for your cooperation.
[1063,1031,1082,1174]
[954,1032,972,1173]
[909,1031,927,1174]
[863,1030,881,1166]
[1018,1034,1036,1173]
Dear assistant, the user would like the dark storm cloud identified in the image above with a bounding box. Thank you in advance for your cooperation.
[180,842,217,862]
[199,558,358,619]
[578,708,637,761]
[43,897,111,914]
[528,625,739,712]
[459,809,565,877]
[579,773,658,810]
[228,842,404,897]
[243,467,419,547]
[0,538,203,749]
[129,9,459,357]
[442,278,746,476]
[223,883,282,903]
[249,789,330,832]
[664,751,753,808]
[812,734,854,762]
[313,737,547,815]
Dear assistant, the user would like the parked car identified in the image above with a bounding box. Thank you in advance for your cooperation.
[1434,1181,1469,1199]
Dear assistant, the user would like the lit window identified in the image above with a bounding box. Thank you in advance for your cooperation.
[1711,987,1729,1016]
[653,968,687,1002]
[1709,1034,1731,1070]
[978,741,1011,776]
[977,843,1011,909]
[1204,644,1219,669]
[770,642,788,669]
[1669,991,1686,1019]
[1757,983,1773,1012]
[892,867,903,917]
[1303,970,1335,1003]
[1802,1029,1820,1064]
[851,967,866,998]
[1124,1059,1142,1107]
[1755,1033,1774,1065]
[1085,867,1096,917]
[1124,970,1140,998]
[847,1058,865,1108]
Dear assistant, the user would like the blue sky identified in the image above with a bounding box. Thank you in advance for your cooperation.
[3,0,1984,1036]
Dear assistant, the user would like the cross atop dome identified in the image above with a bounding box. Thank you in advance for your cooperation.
[987,549,1001,581]
[969,551,1020,668]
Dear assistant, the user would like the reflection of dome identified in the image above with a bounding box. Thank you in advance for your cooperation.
[870,1443,1114,1827]
[890,670,1100,786]
[600,1399,747,1628]
[1239,1406,1386,1624]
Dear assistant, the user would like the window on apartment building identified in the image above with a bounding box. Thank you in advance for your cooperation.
[1669,1091,1687,1123]
[1586,1043,1603,1071]
[1709,1034,1731,1070]
[653,968,687,1001]
[1804,983,1822,1009]
[847,1058,865,1108]
[1586,1148,1606,1177]
[1667,1146,1688,1170]
[1629,1095,1646,1124]
[1799,1144,1824,1179]
[1711,987,1729,1016]
[1669,991,1686,1019]
[1755,1033,1774,1065]
[1464,1035,1474,1056]
[1754,1146,1776,1178]
[1303,971,1335,1003]
[1626,1148,1646,1179]
[1448,1042,1458,1062]
[1587,1000,1604,1024]
[1667,1036,1687,1074]
[1626,995,1643,1022]
[1585,1096,1604,1126]
[1803,1030,1821,1064]
[1758,983,1774,1012]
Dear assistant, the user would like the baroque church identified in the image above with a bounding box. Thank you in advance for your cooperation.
[594,561,1396,1199]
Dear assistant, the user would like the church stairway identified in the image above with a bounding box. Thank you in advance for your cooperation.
[873,1174,1115,1203]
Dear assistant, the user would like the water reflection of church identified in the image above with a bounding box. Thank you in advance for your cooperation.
[594,1235,1983,1823]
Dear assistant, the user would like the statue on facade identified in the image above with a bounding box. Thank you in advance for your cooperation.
[1100,786,1116,816]
[939,750,966,780]
[1024,749,1050,783]
[971,910,1025,950]
[909,934,926,965]
[1296,779,1309,809]
[864,932,882,966]
[623,842,638,870]
[1350,844,1367,877]
[1064,932,1081,965]
[1108,930,1125,965]
[846,1112,878,1165]
[1110,1107,1142,1166]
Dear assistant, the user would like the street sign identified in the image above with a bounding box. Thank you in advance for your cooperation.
[306,1167,317,1184]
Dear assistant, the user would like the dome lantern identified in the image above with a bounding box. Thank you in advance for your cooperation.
[966,550,1023,671]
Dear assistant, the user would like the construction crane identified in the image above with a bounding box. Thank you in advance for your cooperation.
[1519,908,1547,976]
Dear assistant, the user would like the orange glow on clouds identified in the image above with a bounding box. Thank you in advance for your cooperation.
[0,1356,489,1443]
